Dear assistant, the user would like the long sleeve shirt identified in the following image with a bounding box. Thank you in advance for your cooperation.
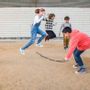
[60,22,72,32]
[33,15,44,26]
[45,19,55,31]
[66,30,90,59]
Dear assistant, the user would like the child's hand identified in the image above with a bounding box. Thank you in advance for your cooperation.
[64,57,69,62]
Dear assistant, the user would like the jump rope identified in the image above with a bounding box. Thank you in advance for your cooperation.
[36,52,66,63]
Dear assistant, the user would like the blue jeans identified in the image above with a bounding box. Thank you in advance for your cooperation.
[73,48,84,67]
[22,26,46,50]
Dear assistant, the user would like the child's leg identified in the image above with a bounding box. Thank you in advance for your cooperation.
[21,30,37,50]
[73,48,86,73]
[48,31,56,39]
[37,28,46,44]
[45,36,49,42]
[63,34,69,49]
[73,48,84,67]
[45,30,50,41]
[63,34,66,48]
[66,37,69,48]
[45,30,56,41]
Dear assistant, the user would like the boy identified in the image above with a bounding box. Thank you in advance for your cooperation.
[45,13,56,41]
[59,16,72,50]
[20,8,47,55]
[63,27,90,74]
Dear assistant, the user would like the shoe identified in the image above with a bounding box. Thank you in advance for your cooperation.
[36,43,43,47]
[19,48,25,55]
[75,68,86,74]
[73,64,79,69]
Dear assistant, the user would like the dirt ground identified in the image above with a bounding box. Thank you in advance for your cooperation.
[0,40,90,90]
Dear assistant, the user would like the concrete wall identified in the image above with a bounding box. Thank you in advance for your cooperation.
[0,7,90,38]
[0,0,90,7]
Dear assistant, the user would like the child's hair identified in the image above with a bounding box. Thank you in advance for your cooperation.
[35,8,45,14]
[40,8,45,12]
[62,27,72,33]
[48,13,55,19]
[35,8,40,14]
[64,16,70,20]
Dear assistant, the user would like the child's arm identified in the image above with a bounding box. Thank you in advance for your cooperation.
[53,22,57,26]
[65,38,79,60]
[36,16,44,23]
[70,23,72,28]
[59,24,64,36]
[43,17,47,21]
[60,24,64,31]
[33,15,44,25]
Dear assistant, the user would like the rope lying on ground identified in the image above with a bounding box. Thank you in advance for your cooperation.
[36,52,66,63]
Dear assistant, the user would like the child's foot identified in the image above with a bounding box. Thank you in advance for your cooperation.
[73,64,79,69]
[75,68,86,74]
[36,43,43,47]
[19,48,25,55]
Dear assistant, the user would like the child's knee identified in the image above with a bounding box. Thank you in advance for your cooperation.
[74,52,79,57]
[31,39,35,44]
[43,32,47,37]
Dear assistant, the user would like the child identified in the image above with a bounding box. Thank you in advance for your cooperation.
[45,13,56,41]
[63,27,90,74]
[59,16,72,50]
[20,8,47,55]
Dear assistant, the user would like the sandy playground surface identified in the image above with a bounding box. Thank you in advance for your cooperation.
[0,40,90,90]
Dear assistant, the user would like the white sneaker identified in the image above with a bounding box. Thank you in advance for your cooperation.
[19,48,25,55]
[36,43,43,47]
[73,64,79,69]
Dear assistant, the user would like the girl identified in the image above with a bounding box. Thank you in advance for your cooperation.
[20,8,47,55]
[45,13,56,41]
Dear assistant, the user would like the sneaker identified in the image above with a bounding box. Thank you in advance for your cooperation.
[36,43,43,47]
[19,48,25,55]
[73,64,79,69]
[75,68,86,74]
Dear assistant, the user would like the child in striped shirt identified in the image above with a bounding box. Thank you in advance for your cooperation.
[45,13,56,41]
